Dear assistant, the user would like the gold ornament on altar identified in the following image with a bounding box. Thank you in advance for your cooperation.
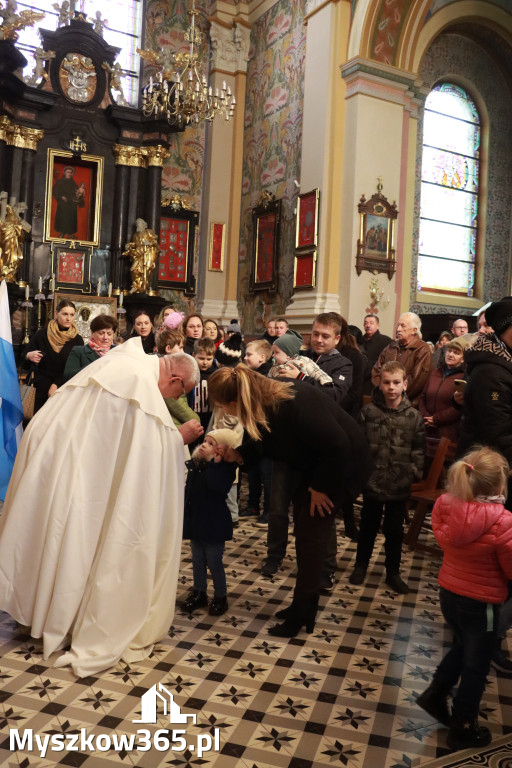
[124,218,160,294]
[0,203,26,282]
[0,0,45,42]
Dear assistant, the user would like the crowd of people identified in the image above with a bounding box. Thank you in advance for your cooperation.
[1,300,512,752]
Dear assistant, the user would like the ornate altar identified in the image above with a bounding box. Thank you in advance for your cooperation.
[0,9,187,336]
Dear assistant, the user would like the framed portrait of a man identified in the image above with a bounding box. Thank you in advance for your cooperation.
[44,149,103,246]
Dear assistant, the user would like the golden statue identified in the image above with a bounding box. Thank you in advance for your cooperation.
[123,218,159,294]
[0,0,45,42]
[0,204,25,282]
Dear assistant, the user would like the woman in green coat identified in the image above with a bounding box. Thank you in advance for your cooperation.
[63,314,117,382]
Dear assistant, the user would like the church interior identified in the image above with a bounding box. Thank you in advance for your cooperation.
[1,0,512,766]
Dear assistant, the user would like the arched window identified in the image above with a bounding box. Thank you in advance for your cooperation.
[15,1,144,106]
[417,83,480,297]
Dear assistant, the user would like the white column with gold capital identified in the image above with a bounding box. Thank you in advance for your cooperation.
[285,0,352,330]
[196,17,251,328]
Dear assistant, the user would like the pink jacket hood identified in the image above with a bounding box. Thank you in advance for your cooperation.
[433,494,505,548]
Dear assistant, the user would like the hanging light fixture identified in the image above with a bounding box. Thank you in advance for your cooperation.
[139,0,235,127]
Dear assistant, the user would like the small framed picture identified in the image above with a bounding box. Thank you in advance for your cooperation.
[250,197,281,293]
[53,292,117,343]
[52,244,91,293]
[293,250,317,290]
[356,185,398,279]
[44,149,104,246]
[208,222,225,272]
[296,188,319,250]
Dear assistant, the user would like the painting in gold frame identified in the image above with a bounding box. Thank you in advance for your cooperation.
[293,250,317,290]
[356,185,398,279]
[44,149,104,246]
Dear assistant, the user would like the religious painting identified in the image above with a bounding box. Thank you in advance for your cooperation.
[158,205,198,294]
[356,184,398,279]
[250,197,281,293]
[45,149,103,246]
[296,189,319,250]
[293,250,317,290]
[52,245,91,293]
[208,222,225,272]
[53,292,117,343]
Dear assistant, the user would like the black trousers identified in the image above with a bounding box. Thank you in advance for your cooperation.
[292,484,335,602]
[355,496,406,574]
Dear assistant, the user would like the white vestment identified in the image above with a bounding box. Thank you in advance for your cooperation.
[0,338,184,677]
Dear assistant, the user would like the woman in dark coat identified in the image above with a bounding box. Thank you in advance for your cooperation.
[63,313,117,382]
[182,313,204,356]
[208,364,370,637]
[419,339,466,455]
[24,299,83,413]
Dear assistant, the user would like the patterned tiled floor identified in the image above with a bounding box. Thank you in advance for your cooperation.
[0,503,511,768]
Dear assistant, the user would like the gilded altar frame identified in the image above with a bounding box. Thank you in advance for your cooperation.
[44,149,104,247]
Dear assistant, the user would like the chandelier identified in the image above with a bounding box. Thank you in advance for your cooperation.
[140,0,236,127]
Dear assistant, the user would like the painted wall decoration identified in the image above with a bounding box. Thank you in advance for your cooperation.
[410,32,512,315]
[237,0,307,333]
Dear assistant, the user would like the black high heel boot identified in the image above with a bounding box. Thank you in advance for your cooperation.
[269,597,318,637]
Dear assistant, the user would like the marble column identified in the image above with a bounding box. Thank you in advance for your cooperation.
[111,144,146,292]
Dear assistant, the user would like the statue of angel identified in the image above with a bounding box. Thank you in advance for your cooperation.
[0,0,45,41]
[0,204,25,282]
[137,45,175,79]
[52,0,71,27]
[93,10,107,37]
[102,60,128,106]
[25,46,55,86]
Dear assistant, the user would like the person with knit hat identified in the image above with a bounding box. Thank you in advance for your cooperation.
[269,331,333,386]
[215,331,244,368]
[458,296,512,674]
[226,319,242,337]
[181,428,240,617]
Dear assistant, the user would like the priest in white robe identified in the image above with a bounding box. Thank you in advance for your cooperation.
[0,337,202,677]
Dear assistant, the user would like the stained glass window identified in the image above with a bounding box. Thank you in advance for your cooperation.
[417,83,480,297]
[15,0,143,106]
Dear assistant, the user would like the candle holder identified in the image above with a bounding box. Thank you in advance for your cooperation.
[21,300,33,345]
[34,292,45,329]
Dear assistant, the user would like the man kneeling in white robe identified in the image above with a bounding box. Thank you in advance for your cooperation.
[0,337,202,677]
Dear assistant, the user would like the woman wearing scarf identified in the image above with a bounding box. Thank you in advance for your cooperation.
[63,314,117,382]
[24,299,84,413]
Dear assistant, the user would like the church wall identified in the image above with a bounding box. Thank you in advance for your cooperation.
[237,0,307,334]
[410,33,512,315]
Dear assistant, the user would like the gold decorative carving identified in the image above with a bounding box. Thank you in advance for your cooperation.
[256,190,275,209]
[161,194,192,211]
[146,145,170,167]
[59,53,97,104]
[0,115,12,143]
[112,144,146,167]
[12,125,44,150]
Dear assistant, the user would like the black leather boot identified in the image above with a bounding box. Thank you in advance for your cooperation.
[182,590,208,612]
[447,719,491,750]
[269,596,318,637]
[416,678,452,727]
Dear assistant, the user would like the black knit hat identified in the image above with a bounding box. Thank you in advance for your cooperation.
[485,297,512,336]
[215,332,243,367]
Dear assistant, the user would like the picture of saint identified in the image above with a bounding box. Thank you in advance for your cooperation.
[52,166,85,238]
[365,214,389,256]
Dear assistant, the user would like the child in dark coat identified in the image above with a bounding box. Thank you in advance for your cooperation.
[349,360,425,594]
[181,429,239,617]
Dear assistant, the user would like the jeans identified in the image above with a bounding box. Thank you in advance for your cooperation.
[436,587,498,721]
[190,540,226,597]
[247,458,273,514]
[356,496,406,574]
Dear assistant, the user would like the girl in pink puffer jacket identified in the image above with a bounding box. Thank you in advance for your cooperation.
[416,446,512,752]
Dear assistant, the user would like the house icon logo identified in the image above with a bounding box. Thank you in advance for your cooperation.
[133,683,197,726]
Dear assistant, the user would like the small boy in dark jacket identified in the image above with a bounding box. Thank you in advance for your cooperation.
[182,429,239,617]
[349,360,425,594]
